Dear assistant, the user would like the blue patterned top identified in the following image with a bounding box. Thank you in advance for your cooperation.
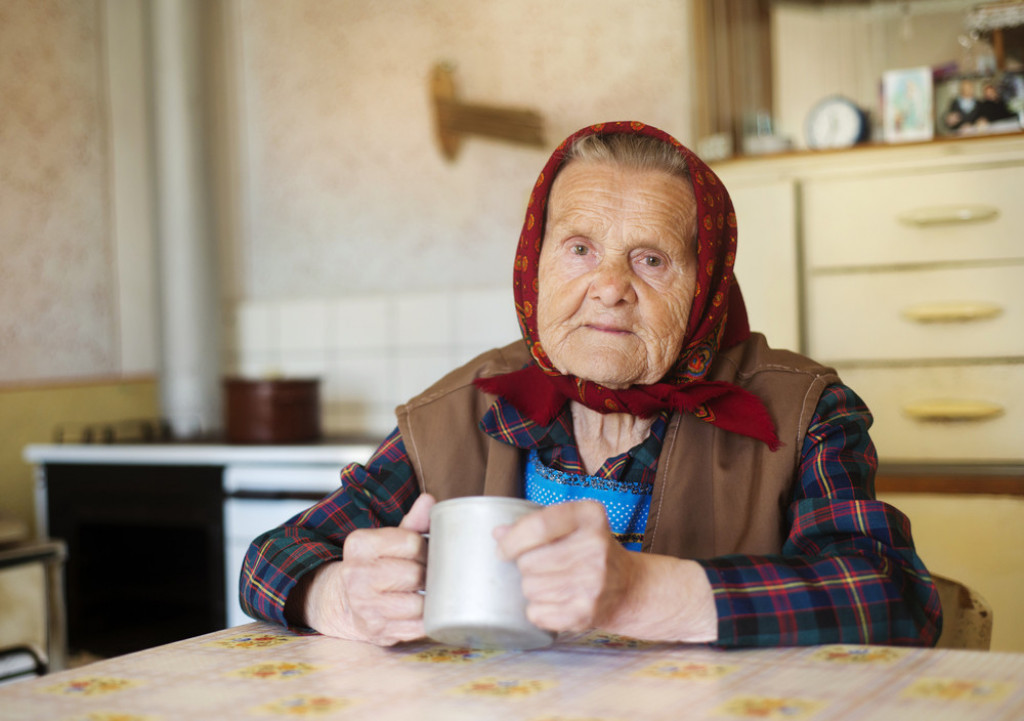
[524,449,651,551]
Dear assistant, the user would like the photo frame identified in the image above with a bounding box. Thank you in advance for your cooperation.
[935,73,1024,137]
[882,67,934,143]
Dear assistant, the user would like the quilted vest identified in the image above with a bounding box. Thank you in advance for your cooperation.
[395,335,840,559]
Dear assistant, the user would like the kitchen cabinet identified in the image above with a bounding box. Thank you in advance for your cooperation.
[714,133,1024,467]
[726,179,801,351]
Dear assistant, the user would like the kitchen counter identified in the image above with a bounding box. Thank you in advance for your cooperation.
[23,438,381,468]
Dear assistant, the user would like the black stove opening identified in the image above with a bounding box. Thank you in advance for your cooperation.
[45,464,226,660]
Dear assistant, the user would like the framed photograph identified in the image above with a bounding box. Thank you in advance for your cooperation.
[882,67,934,143]
[936,73,1024,137]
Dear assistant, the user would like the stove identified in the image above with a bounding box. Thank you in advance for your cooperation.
[52,418,174,445]
[32,430,376,656]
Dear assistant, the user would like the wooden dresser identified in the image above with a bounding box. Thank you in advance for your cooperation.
[715,134,1024,477]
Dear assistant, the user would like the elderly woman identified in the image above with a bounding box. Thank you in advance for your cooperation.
[241,122,941,648]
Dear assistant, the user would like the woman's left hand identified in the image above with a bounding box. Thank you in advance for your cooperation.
[494,500,718,643]
[494,500,633,632]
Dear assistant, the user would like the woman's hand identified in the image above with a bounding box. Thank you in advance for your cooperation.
[288,493,436,646]
[494,500,718,643]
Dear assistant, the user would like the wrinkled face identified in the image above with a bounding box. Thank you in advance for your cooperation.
[537,161,698,389]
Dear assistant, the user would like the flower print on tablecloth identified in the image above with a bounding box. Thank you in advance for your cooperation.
[452,677,556,698]
[40,676,139,697]
[903,677,1013,703]
[574,631,655,650]
[208,633,296,650]
[403,646,504,663]
[229,661,321,680]
[528,716,627,721]
[528,716,630,721]
[61,713,155,721]
[253,694,353,716]
[634,660,738,680]
[810,645,909,665]
[716,695,825,719]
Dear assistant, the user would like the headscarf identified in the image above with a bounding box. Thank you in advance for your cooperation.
[475,121,780,449]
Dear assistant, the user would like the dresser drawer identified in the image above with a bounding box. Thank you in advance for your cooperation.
[807,264,1024,362]
[804,164,1024,269]
[839,363,1024,463]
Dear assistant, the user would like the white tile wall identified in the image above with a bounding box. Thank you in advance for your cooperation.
[330,297,392,351]
[226,287,520,438]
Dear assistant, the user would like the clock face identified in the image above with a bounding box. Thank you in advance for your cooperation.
[806,97,866,149]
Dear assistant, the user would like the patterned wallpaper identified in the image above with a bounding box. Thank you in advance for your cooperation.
[0,0,116,383]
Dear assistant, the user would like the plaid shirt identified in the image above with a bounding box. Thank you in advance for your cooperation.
[240,383,941,648]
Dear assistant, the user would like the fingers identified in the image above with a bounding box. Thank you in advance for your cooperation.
[371,619,426,647]
[342,560,426,645]
[344,525,427,564]
[342,580,426,646]
[343,555,426,595]
[305,546,427,645]
[492,500,637,634]
[345,572,425,621]
[495,499,607,562]
[303,496,440,646]
[344,493,435,563]
[399,492,436,533]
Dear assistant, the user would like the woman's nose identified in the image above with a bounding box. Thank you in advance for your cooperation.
[588,259,636,306]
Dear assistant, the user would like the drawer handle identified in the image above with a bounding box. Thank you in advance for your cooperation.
[896,204,1000,227]
[903,399,1004,423]
[902,301,1003,324]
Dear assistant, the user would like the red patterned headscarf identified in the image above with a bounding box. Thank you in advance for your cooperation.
[475,121,780,449]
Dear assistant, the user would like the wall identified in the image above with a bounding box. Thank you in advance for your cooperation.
[0,0,118,382]
[1,0,696,515]
[0,379,159,537]
[220,0,696,434]
[0,0,161,533]
[226,0,694,302]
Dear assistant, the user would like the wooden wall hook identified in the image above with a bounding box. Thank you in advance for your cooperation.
[430,63,545,161]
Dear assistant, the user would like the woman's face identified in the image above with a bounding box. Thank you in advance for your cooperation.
[537,161,698,389]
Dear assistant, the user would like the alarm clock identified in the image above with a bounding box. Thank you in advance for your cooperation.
[805,96,869,149]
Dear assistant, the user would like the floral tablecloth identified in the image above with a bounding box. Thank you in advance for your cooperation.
[2,622,1022,720]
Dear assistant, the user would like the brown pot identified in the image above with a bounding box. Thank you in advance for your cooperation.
[223,378,321,444]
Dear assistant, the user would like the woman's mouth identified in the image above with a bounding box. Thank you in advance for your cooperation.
[585,323,633,335]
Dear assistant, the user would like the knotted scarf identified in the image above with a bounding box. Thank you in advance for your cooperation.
[475,121,780,449]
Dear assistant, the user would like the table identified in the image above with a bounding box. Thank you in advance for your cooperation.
[2,622,1022,720]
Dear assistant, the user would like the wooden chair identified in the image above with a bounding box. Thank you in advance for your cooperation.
[932,574,993,650]
[0,539,68,673]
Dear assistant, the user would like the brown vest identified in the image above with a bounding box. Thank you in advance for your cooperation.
[396,334,840,560]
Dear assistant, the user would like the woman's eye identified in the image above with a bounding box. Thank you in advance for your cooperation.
[570,243,589,256]
[641,254,663,267]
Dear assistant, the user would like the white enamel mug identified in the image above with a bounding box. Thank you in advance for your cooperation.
[423,496,555,650]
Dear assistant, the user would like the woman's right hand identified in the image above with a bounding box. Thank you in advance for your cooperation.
[291,493,436,646]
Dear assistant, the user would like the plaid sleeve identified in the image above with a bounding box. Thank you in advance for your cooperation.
[238,428,421,626]
[701,384,942,648]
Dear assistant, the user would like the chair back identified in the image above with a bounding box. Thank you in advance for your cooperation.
[932,574,993,650]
